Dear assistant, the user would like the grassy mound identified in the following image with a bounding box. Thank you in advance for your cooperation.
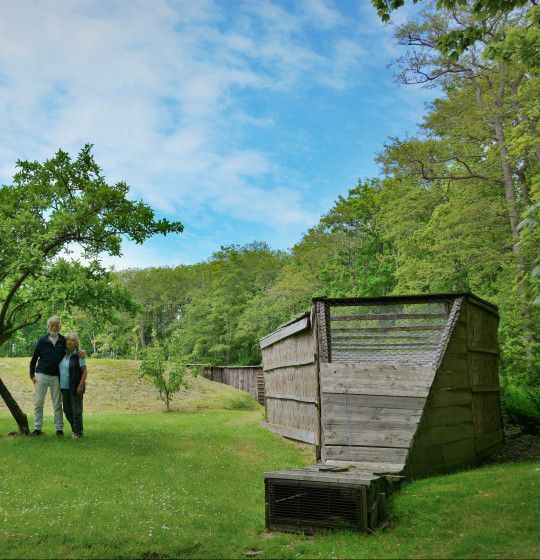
[0,411,538,559]
[0,357,259,415]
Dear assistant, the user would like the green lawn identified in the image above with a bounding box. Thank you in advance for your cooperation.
[1,357,539,559]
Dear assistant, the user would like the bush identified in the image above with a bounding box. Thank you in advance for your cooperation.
[501,384,540,434]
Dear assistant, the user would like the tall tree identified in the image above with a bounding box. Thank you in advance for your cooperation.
[0,145,183,432]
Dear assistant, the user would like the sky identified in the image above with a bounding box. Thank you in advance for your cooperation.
[0,0,437,269]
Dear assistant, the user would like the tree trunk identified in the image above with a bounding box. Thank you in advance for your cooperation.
[0,377,29,434]
[492,115,535,359]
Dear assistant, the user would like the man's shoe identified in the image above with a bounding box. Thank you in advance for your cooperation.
[56,430,64,437]
[30,429,42,436]
[71,434,82,439]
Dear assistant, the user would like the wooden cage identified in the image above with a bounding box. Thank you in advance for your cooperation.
[260,292,503,532]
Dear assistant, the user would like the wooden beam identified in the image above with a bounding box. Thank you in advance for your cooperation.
[260,316,310,349]
[332,324,449,333]
[261,421,317,445]
[331,312,447,322]
[265,393,318,404]
[263,358,316,372]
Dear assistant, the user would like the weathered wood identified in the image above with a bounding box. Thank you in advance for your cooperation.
[261,422,317,445]
[265,398,319,433]
[429,389,473,407]
[265,393,318,404]
[333,333,442,340]
[263,363,318,398]
[468,346,500,355]
[330,312,447,322]
[421,405,472,427]
[323,424,417,448]
[322,392,427,411]
[324,445,409,464]
[320,362,435,379]
[332,343,440,349]
[260,316,310,349]
[332,324,446,333]
[475,430,504,453]
[360,485,369,531]
[263,358,316,372]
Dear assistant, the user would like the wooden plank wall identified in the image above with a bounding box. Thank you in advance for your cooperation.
[319,362,435,473]
[466,297,504,458]
[260,315,319,445]
[405,295,503,477]
[211,366,264,404]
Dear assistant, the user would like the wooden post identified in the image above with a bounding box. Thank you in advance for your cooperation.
[0,377,29,434]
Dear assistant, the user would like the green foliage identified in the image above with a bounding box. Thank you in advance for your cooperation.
[501,384,540,433]
[0,145,183,351]
[138,345,190,411]
[372,0,535,60]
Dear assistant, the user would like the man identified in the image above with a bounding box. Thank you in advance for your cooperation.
[29,316,83,436]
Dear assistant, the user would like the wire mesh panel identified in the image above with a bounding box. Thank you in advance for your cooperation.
[323,296,458,365]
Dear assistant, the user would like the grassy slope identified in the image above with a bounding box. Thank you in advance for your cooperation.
[1,358,539,559]
[0,357,259,414]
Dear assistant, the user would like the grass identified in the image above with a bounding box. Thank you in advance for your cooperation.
[0,357,259,413]
[1,358,539,559]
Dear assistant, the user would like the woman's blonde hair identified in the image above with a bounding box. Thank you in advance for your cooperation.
[65,332,80,348]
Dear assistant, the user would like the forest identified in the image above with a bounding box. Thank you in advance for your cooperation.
[2,2,538,429]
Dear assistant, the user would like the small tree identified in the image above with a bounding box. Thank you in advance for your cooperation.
[138,346,189,411]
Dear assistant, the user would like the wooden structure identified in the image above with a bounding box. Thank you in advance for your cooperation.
[261,292,503,532]
[204,365,265,405]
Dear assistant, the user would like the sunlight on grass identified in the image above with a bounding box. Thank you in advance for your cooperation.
[1,410,538,559]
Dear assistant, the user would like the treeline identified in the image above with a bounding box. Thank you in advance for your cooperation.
[4,4,538,396]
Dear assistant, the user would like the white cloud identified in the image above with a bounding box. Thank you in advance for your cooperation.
[0,0,432,267]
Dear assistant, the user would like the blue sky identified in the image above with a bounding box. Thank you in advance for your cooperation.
[0,0,437,269]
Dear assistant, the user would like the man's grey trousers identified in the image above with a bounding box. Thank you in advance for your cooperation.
[34,373,63,432]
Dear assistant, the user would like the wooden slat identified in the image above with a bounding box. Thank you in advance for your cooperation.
[475,429,504,452]
[468,345,500,355]
[332,334,441,340]
[332,325,446,333]
[261,421,317,445]
[323,423,417,448]
[260,316,310,349]
[321,392,426,411]
[429,389,472,407]
[331,312,447,322]
[265,393,318,404]
[320,363,435,397]
[324,445,409,464]
[331,343,439,349]
[263,358,316,372]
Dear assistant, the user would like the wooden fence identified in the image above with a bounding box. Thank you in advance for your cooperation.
[202,365,265,405]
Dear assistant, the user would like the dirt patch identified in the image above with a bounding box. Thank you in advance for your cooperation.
[480,431,540,465]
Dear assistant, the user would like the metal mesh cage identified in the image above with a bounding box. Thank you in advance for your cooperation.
[319,296,460,365]
[266,479,366,531]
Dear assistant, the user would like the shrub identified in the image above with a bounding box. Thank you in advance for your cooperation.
[501,384,540,434]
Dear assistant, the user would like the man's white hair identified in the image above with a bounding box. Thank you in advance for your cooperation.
[47,316,61,328]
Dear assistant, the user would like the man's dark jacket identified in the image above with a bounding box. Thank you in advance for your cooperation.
[29,334,66,378]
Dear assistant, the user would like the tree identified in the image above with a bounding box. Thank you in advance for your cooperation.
[376,3,538,370]
[372,0,536,59]
[0,145,183,432]
[138,345,190,411]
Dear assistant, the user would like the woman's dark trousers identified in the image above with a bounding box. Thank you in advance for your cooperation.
[61,389,83,436]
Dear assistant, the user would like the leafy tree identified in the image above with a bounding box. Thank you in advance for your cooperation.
[171,243,286,365]
[372,0,536,59]
[0,145,183,432]
[138,345,190,411]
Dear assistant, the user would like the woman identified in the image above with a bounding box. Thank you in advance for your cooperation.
[59,333,88,439]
